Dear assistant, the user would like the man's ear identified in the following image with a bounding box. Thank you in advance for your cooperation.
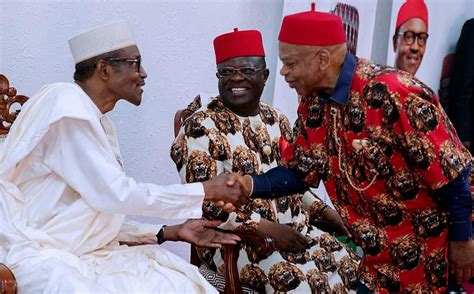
[95,60,109,80]
[263,68,270,82]
[317,49,330,71]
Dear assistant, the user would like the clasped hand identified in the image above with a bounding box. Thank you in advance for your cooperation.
[202,173,252,212]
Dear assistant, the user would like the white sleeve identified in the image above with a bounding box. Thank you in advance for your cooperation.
[43,117,204,219]
[112,220,163,244]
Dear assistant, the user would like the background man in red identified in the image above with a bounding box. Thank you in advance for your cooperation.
[393,0,429,75]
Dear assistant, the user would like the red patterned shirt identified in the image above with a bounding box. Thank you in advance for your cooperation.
[281,54,471,292]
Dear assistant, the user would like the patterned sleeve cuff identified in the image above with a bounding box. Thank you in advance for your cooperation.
[251,166,308,199]
[251,173,272,196]
[301,190,323,212]
[217,211,260,232]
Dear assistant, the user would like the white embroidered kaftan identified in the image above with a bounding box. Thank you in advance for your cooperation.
[0,83,216,293]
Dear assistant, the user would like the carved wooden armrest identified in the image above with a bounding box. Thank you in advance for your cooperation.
[223,230,274,294]
[0,74,29,137]
[0,263,17,294]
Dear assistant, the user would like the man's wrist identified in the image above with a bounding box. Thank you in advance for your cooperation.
[159,224,182,243]
[256,218,272,235]
[202,181,215,201]
[156,225,167,244]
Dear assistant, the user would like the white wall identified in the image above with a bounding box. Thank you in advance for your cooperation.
[0,0,283,259]
[386,0,474,91]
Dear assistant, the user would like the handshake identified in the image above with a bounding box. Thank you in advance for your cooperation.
[202,173,253,212]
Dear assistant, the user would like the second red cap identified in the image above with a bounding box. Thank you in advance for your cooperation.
[213,28,265,64]
[278,3,346,46]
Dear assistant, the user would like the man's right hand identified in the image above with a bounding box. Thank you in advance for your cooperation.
[258,219,309,252]
[202,173,249,211]
[226,173,253,195]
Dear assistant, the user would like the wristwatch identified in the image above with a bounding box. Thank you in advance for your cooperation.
[156,225,167,245]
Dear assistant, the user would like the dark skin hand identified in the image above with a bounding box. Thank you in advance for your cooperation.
[118,220,241,248]
[202,173,250,211]
[168,219,241,248]
[314,207,351,238]
[225,173,253,197]
[449,240,474,284]
[258,218,309,252]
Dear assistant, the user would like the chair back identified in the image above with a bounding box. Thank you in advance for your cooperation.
[0,74,29,141]
[0,74,24,293]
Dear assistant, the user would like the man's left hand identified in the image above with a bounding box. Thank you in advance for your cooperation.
[449,240,474,284]
[318,207,351,238]
[178,219,241,248]
[226,173,253,197]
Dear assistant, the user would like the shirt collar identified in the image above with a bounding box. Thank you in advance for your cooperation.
[319,52,357,105]
[73,82,104,118]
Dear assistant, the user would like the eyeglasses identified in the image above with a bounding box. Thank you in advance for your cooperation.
[216,67,266,79]
[398,31,429,46]
[104,57,141,72]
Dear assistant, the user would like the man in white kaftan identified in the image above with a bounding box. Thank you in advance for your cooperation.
[0,21,246,293]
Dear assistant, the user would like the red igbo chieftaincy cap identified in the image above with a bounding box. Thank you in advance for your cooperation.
[278,2,346,46]
[396,0,428,30]
[213,28,265,64]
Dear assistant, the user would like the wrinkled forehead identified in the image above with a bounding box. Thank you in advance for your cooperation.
[279,42,298,58]
[279,42,316,60]
[217,56,263,68]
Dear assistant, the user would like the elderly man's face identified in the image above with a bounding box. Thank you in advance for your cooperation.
[393,18,428,75]
[279,42,320,97]
[108,45,147,106]
[217,56,268,114]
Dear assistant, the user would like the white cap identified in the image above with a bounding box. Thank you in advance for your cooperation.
[68,21,137,64]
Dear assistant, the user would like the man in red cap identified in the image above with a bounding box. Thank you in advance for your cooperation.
[392,0,429,75]
[171,28,359,293]
[233,3,473,292]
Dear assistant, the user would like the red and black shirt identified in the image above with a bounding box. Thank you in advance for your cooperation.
[254,53,471,292]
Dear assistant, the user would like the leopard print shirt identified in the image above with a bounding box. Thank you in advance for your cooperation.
[171,97,360,293]
[281,58,471,293]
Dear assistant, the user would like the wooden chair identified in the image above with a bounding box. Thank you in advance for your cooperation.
[173,98,275,294]
[0,73,28,294]
[0,74,28,139]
